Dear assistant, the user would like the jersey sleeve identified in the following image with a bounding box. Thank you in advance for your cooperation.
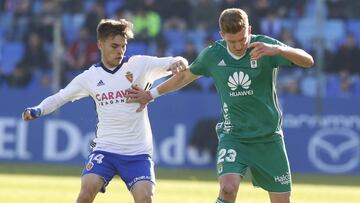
[36,72,89,115]
[57,72,90,102]
[132,55,179,82]
[257,36,293,67]
[189,47,212,77]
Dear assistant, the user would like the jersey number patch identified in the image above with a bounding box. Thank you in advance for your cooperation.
[217,148,237,163]
[86,153,105,171]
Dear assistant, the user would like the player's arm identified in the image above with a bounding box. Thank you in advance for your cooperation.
[126,69,199,112]
[22,93,67,121]
[156,68,199,95]
[22,74,89,121]
[249,42,314,68]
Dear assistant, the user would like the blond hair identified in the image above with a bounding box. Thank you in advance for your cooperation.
[219,8,249,34]
[96,19,134,41]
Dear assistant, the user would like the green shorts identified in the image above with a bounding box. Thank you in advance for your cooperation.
[216,138,291,192]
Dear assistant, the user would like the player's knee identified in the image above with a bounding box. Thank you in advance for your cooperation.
[220,183,237,196]
[134,191,153,203]
[269,192,291,203]
[76,192,92,203]
[76,189,97,203]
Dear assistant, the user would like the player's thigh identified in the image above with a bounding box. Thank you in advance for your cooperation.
[80,173,105,194]
[131,180,155,201]
[250,139,291,193]
[117,154,156,190]
[216,141,248,177]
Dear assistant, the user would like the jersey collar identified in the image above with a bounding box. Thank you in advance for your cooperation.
[97,56,130,74]
[226,45,246,60]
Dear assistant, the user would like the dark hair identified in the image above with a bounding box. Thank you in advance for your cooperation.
[96,19,134,41]
[219,8,249,34]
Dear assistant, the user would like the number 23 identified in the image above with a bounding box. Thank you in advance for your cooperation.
[217,148,237,163]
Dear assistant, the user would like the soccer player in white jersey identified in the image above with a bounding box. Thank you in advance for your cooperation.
[22,19,187,203]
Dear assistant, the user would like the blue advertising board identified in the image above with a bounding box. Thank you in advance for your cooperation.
[0,89,359,174]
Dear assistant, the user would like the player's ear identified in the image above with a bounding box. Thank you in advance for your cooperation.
[220,31,225,39]
[97,40,103,50]
[248,25,252,35]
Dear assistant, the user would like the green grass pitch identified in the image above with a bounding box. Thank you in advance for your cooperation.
[0,163,359,203]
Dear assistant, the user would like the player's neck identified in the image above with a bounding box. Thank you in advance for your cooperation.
[101,60,118,70]
[226,46,246,60]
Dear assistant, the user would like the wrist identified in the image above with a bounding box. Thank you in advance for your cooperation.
[149,87,161,100]
[27,107,41,118]
[277,45,286,56]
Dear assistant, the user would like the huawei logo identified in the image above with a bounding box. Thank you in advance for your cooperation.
[227,71,251,91]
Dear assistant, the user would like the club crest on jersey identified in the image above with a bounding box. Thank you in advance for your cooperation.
[250,59,257,68]
[126,71,133,82]
[217,162,223,174]
[86,162,94,171]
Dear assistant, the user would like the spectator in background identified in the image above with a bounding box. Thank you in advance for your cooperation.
[66,27,98,71]
[6,62,32,88]
[250,0,272,34]
[84,1,105,41]
[21,32,50,71]
[189,0,218,31]
[276,0,306,17]
[220,0,252,11]
[280,28,300,48]
[31,0,57,43]
[61,0,84,14]
[158,0,189,42]
[9,0,31,41]
[179,41,203,92]
[21,31,51,88]
[260,12,282,39]
[338,70,353,98]
[326,0,347,19]
[332,33,360,74]
[113,6,134,22]
[181,41,198,64]
[133,0,161,43]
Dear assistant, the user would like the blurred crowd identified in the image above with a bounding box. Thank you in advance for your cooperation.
[0,0,360,98]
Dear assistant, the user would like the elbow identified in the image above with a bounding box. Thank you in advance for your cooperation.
[302,56,314,68]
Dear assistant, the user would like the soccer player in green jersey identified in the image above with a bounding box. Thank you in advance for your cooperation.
[126,8,313,203]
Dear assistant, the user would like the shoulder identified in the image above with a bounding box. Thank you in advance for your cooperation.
[126,55,155,65]
[251,34,285,46]
[197,40,225,62]
[207,40,227,54]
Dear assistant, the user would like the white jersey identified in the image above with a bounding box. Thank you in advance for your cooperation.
[37,55,184,156]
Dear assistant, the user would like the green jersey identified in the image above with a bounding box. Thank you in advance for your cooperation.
[190,35,292,143]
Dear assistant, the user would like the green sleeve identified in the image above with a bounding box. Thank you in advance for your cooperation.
[258,35,293,67]
[189,47,212,77]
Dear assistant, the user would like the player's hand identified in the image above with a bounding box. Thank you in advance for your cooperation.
[125,85,153,112]
[166,59,188,74]
[249,42,281,60]
[22,107,41,121]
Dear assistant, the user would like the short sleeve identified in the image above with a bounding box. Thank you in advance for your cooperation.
[132,55,176,82]
[263,37,293,67]
[190,48,212,77]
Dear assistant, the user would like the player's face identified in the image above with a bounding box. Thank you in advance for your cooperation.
[221,26,251,57]
[98,35,127,68]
